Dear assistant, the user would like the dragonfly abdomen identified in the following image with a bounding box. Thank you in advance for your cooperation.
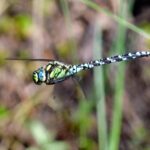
[79,51,150,70]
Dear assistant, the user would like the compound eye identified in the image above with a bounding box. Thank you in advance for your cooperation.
[39,70,44,80]
[33,72,38,81]
[33,72,40,84]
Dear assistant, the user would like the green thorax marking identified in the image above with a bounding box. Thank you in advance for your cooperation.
[49,66,62,78]
[45,61,72,84]
[46,64,52,71]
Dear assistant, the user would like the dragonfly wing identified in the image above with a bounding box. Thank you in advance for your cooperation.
[5,58,54,62]
[46,76,71,85]
[73,75,87,99]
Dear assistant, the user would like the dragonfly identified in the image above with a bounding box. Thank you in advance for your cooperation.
[6,51,150,85]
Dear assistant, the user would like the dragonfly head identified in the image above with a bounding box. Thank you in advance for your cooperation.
[33,68,46,85]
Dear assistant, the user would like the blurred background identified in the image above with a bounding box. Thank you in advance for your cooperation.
[0,0,150,150]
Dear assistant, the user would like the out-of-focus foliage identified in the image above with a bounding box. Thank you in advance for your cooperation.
[140,22,150,48]
[0,0,150,150]
[27,120,68,150]
[0,14,32,39]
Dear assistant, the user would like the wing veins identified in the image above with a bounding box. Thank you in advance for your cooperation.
[5,58,53,62]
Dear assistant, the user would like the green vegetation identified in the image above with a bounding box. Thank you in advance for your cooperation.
[0,0,150,150]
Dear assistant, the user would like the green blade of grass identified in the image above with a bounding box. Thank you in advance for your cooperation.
[93,26,108,150]
[80,0,150,39]
[109,64,125,150]
[109,1,130,150]
[60,0,77,63]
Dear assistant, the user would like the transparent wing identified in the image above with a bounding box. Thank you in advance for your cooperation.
[5,58,53,62]
[73,75,87,99]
